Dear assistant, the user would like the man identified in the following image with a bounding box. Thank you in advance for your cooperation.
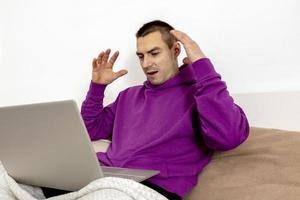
[80,20,249,200]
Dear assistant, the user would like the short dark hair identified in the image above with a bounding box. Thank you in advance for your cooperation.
[136,20,176,49]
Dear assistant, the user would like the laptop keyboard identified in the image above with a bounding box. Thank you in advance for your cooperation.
[103,172,146,182]
[101,166,152,182]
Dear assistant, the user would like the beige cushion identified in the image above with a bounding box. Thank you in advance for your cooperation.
[185,127,300,200]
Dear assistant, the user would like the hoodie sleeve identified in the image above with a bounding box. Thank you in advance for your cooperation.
[191,58,250,151]
[80,81,118,141]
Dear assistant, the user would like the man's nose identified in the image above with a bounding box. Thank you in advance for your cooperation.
[142,56,153,69]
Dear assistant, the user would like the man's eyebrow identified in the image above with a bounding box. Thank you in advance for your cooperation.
[136,47,162,56]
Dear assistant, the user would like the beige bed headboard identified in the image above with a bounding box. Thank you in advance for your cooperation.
[232,91,300,131]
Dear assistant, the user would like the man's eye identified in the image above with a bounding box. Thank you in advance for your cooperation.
[151,52,159,56]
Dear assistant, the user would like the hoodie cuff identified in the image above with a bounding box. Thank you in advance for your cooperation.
[87,81,107,98]
[190,58,218,82]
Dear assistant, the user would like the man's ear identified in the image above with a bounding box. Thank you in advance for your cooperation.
[173,42,181,57]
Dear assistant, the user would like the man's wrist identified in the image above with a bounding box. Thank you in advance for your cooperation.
[88,80,107,97]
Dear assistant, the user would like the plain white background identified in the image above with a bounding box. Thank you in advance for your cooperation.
[0,0,299,129]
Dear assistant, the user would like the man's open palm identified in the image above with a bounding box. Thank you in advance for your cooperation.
[92,48,128,85]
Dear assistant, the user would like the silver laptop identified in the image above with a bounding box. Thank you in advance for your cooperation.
[0,100,159,191]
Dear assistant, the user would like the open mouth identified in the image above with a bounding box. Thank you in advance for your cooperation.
[147,71,158,76]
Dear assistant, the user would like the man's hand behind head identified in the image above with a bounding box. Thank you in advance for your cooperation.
[170,30,206,64]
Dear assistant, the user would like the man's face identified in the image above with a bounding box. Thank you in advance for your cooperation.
[136,31,179,85]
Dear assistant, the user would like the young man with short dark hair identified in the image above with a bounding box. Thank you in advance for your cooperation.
[80,20,250,200]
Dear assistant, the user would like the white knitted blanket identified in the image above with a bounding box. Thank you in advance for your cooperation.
[0,163,167,200]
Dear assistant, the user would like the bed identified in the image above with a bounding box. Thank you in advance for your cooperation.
[93,91,300,200]
[1,91,299,199]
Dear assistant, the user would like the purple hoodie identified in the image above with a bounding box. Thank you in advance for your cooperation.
[81,58,249,197]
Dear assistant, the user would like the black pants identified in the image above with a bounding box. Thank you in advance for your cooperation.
[140,181,182,200]
[41,181,181,200]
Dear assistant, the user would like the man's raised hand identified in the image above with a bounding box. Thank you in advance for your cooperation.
[170,30,206,65]
[92,48,128,85]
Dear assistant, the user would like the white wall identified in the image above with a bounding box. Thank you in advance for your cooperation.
[0,0,299,128]
[232,91,300,131]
